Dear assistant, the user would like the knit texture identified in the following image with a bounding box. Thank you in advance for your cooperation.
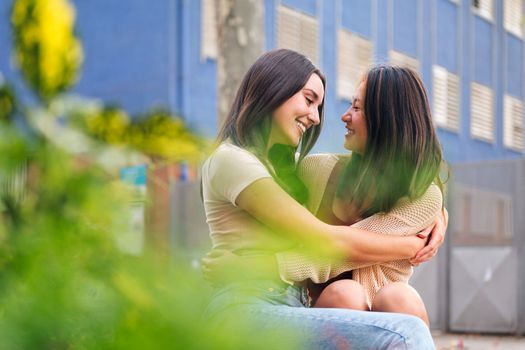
[276,153,443,306]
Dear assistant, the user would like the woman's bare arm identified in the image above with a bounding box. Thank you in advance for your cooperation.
[236,178,425,261]
[274,183,442,284]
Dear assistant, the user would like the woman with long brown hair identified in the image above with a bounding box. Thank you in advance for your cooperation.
[275,66,447,326]
[201,50,440,349]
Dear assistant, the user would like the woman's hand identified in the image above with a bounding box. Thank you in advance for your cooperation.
[410,207,448,266]
[405,224,433,261]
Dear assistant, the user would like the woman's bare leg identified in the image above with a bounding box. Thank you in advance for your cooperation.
[371,282,429,326]
[315,279,369,311]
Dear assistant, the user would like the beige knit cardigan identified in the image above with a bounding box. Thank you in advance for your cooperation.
[276,154,443,306]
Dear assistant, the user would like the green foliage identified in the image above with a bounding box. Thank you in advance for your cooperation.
[69,104,209,161]
[0,76,17,122]
[0,1,298,348]
[0,123,298,350]
[78,105,131,145]
[11,0,83,102]
[127,109,207,161]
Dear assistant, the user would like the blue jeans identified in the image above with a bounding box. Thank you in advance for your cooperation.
[206,280,435,350]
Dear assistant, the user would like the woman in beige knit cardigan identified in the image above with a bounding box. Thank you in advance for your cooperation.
[203,65,447,326]
[279,66,447,326]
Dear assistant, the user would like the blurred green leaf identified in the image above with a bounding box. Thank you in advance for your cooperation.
[0,76,17,122]
[0,1,299,348]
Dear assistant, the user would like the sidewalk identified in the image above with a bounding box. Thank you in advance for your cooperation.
[432,332,525,350]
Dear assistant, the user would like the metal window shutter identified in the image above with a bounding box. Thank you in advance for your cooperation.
[299,13,319,66]
[504,95,524,150]
[389,50,419,72]
[504,0,523,38]
[337,29,372,100]
[470,82,494,142]
[447,71,460,130]
[278,6,301,53]
[201,0,217,59]
[277,6,319,66]
[433,65,449,127]
[433,65,459,131]
[475,0,494,21]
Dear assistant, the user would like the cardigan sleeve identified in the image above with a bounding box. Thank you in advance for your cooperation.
[276,175,443,284]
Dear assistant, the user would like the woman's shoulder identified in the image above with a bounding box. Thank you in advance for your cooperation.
[298,153,335,177]
[203,142,268,179]
[214,142,252,157]
[301,153,346,166]
[418,183,443,207]
[299,153,352,174]
[207,142,261,165]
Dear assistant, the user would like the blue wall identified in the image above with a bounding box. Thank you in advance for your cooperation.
[474,17,493,86]
[314,0,340,152]
[282,0,317,16]
[506,34,523,97]
[0,0,37,105]
[341,0,371,38]
[177,0,217,137]
[436,0,459,73]
[392,0,418,57]
[1,0,523,162]
[265,0,277,50]
[73,0,174,114]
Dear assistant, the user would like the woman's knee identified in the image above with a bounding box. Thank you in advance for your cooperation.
[315,279,369,310]
[372,282,429,325]
[372,282,422,311]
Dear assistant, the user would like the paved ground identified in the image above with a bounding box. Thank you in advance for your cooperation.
[432,332,525,350]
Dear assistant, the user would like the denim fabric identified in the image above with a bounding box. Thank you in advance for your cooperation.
[205,280,306,317]
[206,281,435,350]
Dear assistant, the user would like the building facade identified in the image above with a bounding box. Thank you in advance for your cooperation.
[1,0,524,163]
[2,0,524,333]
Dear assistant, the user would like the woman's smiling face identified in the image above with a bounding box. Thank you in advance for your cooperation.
[268,73,325,148]
[341,80,368,154]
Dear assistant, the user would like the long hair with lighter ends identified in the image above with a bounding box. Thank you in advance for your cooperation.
[217,49,326,203]
[337,65,444,215]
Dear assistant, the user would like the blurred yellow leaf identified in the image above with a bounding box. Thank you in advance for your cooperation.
[113,272,153,309]
[11,0,83,101]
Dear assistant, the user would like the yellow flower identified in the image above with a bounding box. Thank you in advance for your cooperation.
[11,0,83,101]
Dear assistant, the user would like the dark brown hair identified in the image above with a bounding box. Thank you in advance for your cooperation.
[217,49,326,203]
[337,65,444,215]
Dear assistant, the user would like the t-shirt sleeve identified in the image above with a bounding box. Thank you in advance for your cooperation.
[207,144,272,205]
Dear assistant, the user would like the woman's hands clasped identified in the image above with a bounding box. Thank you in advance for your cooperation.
[409,207,449,266]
